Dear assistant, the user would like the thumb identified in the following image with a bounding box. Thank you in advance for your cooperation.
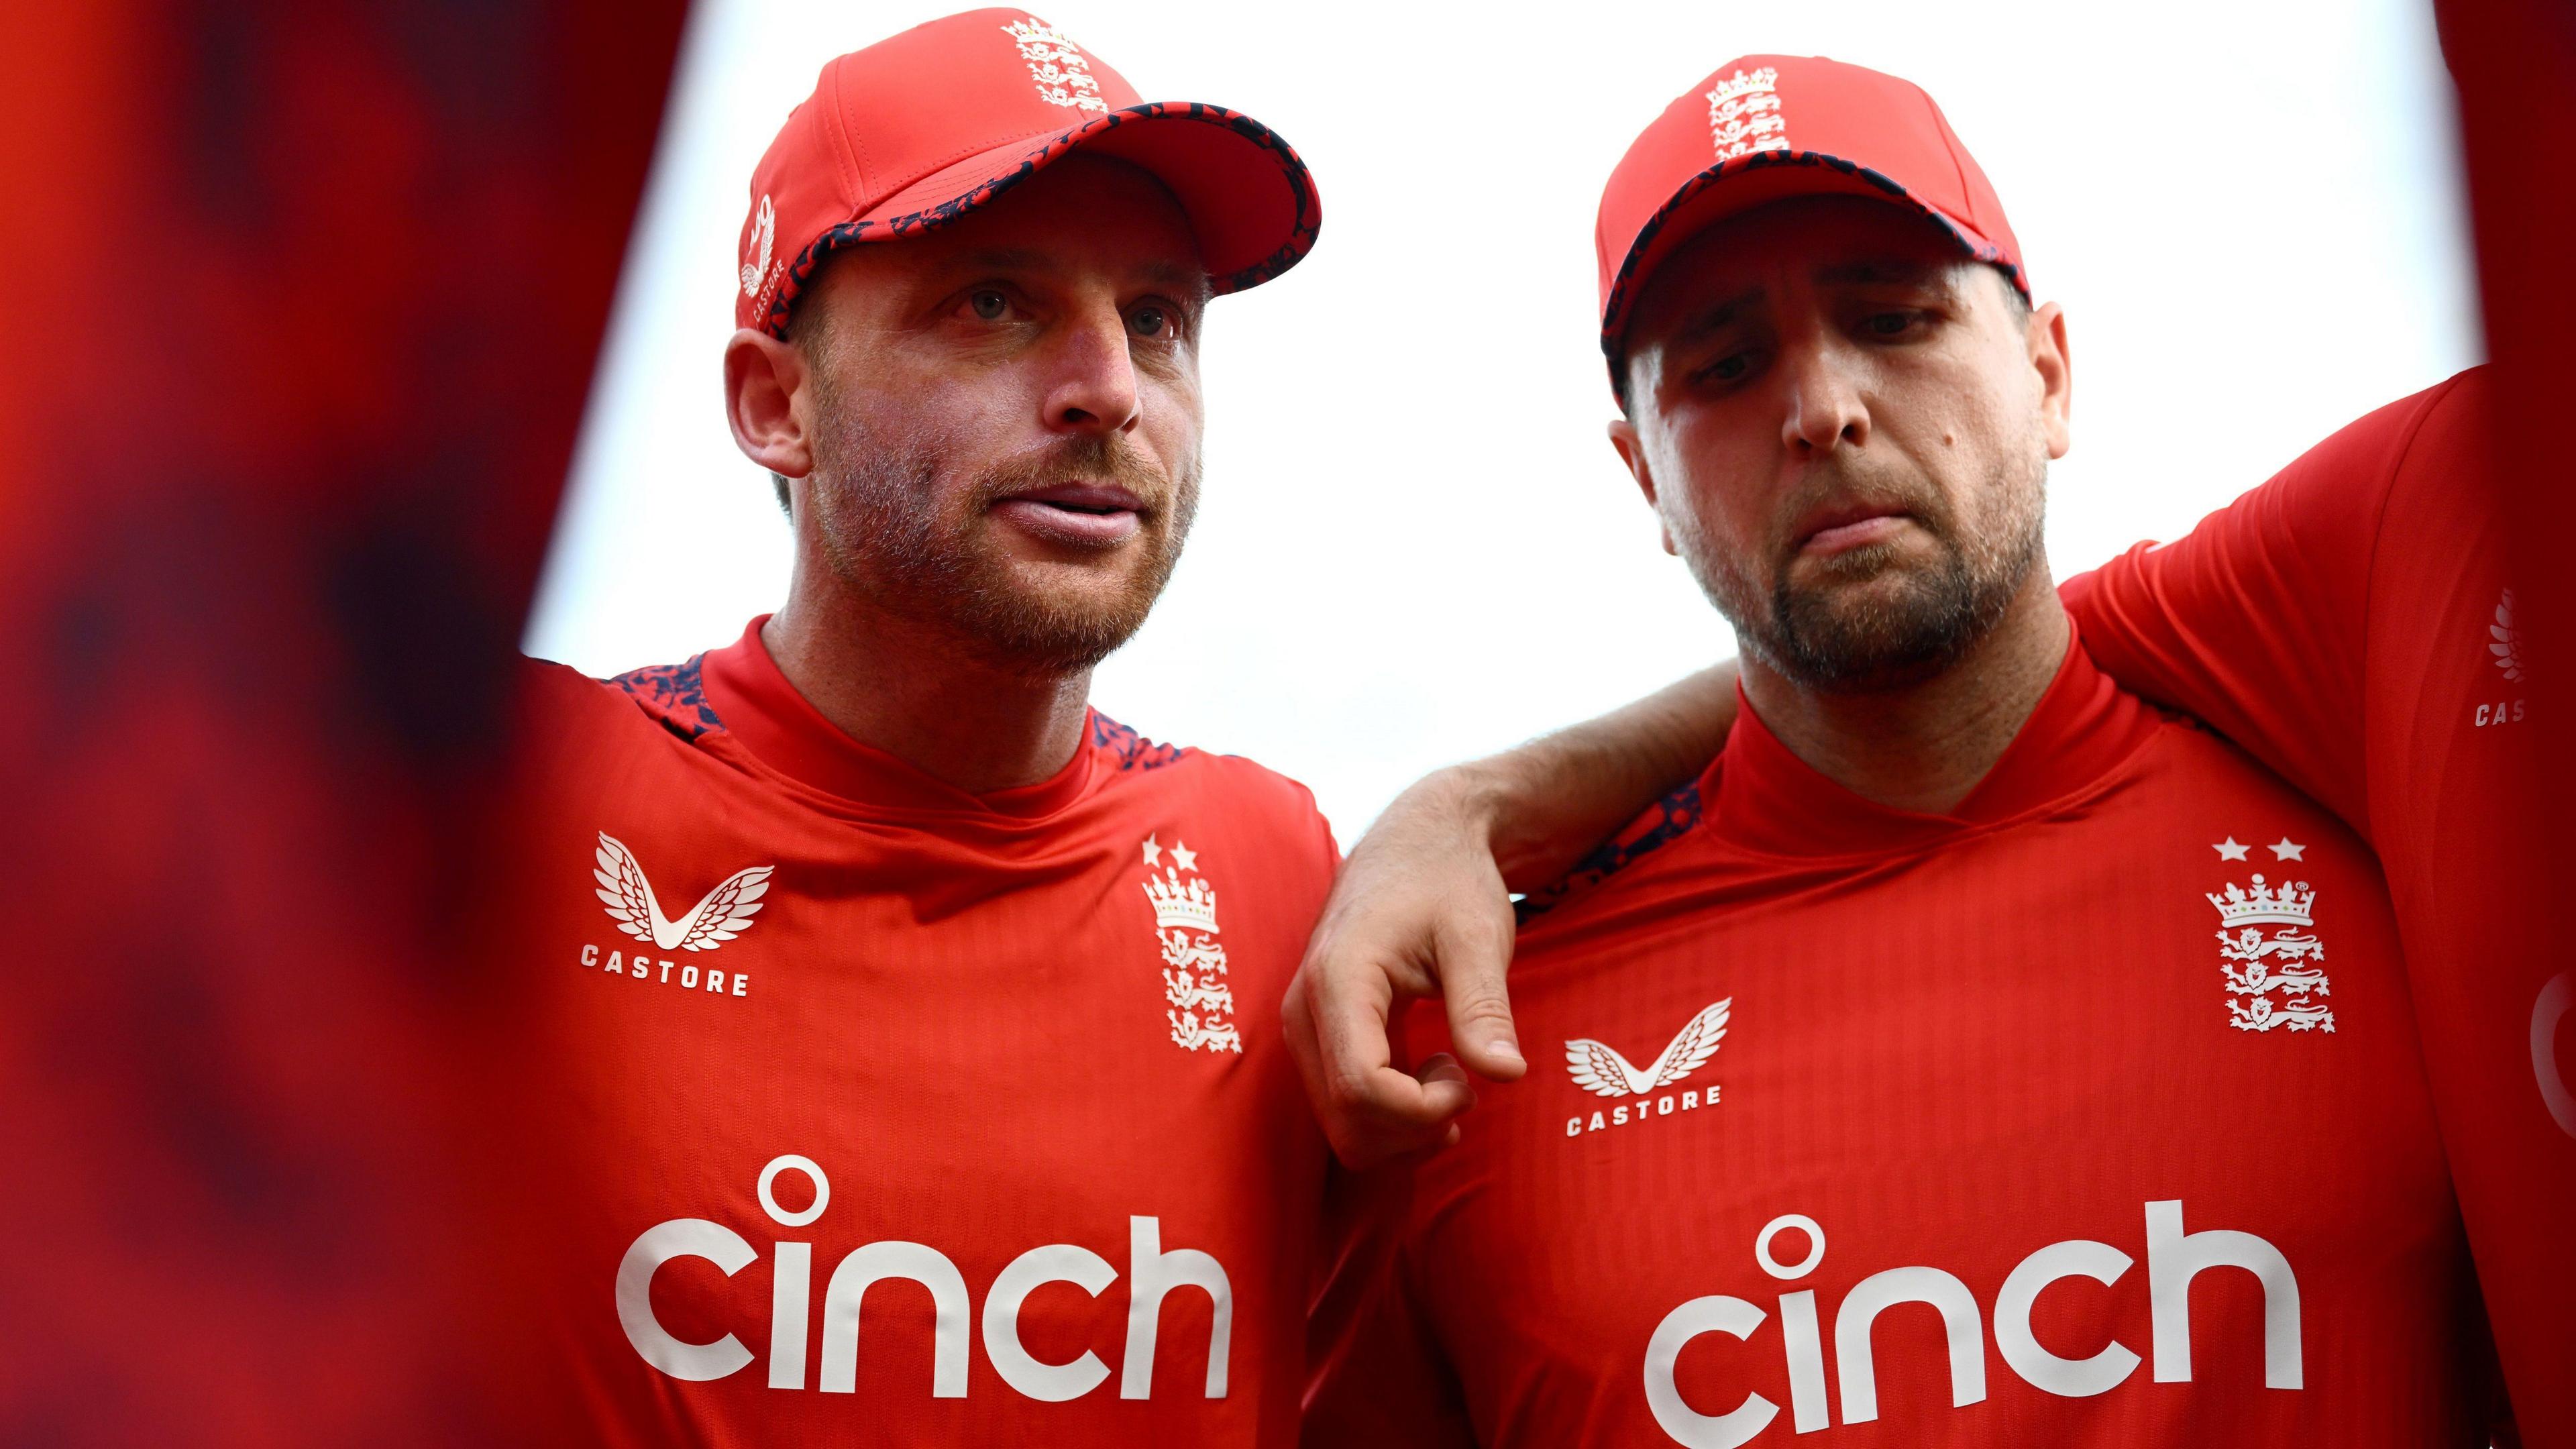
[1436,911,1525,1081]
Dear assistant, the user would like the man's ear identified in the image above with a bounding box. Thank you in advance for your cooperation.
[1607,417,1682,557]
[2027,300,2072,461]
[724,327,816,479]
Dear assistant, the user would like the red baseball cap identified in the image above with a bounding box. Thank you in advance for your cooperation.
[1596,55,2025,388]
[736,9,1321,336]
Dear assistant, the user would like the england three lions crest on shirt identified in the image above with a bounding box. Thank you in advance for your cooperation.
[2206,836,2333,1033]
[1140,834,1240,1053]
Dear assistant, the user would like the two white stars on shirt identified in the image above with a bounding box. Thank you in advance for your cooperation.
[2212,837,2304,861]
[1141,834,1199,871]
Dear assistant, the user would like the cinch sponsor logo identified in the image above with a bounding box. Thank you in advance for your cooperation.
[1644,1201,2300,1447]
[2538,972,2576,1140]
[617,1155,1232,1403]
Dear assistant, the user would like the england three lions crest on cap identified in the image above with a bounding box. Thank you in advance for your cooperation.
[1140,835,1240,1053]
[1706,68,1788,162]
[1002,17,1107,113]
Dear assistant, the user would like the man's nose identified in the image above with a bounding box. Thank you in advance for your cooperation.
[1041,305,1142,437]
[1777,336,1870,456]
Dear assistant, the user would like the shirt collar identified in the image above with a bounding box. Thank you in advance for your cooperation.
[1710,627,2157,858]
[697,614,1101,820]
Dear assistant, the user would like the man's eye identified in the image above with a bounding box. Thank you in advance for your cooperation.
[969,289,1009,321]
[1865,311,1914,336]
[1704,353,1751,382]
[1128,305,1170,339]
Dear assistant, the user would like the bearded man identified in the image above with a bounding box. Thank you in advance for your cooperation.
[1302,56,2499,1446]
[487,12,1336,1444]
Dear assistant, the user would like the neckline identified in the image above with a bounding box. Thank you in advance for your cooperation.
[1709,628,2158,858]
[696,615,1102,820]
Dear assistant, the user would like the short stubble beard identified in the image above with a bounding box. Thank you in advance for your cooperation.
[803,380,1201,677]
[1681,447,2047,694]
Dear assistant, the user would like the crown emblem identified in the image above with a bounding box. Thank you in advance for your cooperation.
[1002,17,1108,112]
[1143,867,1220,934]
[1706,66,1778,106]
[1706,67,1790,161]
[2205,873,2316,928]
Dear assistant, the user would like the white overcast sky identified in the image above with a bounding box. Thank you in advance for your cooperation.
[527,0,2478,845]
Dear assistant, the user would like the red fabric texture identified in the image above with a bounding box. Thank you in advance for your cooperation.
[2440,2,2576,1436]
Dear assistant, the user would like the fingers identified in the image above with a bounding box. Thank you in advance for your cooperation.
[1285,956,1479,1169]
[1415,1052,1472,1096]
[1434,907,1525,1081]
[1281,767,1529,1167]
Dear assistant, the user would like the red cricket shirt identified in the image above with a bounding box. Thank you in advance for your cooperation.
[1307,642,2489,1446]
[2063,368,2570,1440]
[492,617,1336,1445]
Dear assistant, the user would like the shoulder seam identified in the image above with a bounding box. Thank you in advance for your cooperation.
[1090,711,1188,771]
[608,654,723,744]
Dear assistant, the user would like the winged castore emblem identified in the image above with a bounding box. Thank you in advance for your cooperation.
[1566,998,1731,1098]
[593,831,773,953]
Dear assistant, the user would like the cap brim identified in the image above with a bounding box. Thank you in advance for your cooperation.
[1600,150,2024,380]
[762,101,1320,337]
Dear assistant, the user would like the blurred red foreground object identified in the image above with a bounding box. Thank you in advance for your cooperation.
[2434,0,2576,1444]
[0,1,684,1442]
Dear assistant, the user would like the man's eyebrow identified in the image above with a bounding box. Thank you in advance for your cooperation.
[1672,286,1765,343]
[1136,258,1213,306]
[954,246,1055,274]
[1815,258,1955,289]
[951,247,1211,304]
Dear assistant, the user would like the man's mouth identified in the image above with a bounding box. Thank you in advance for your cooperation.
[991,482,1147,549]
[1792,502,1915,557]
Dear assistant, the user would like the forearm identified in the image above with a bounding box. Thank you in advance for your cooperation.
[1440,661,1739,892]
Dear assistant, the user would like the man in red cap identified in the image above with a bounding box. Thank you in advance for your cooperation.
[1301,56,2509,1444]
[489,11,1333,1444]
